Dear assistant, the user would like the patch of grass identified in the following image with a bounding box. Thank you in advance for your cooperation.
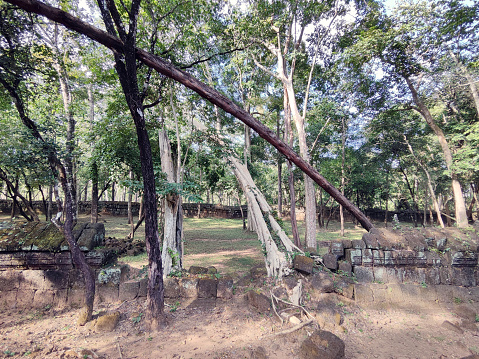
[224,256,262,270]
[120,252,148,263]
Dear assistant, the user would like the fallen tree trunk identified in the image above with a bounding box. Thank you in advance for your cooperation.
[194,119,301,277]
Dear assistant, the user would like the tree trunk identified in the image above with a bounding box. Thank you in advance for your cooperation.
[91,161,99,224]
[404,135,445,228]
[0,168,39,221]
[340,117,346,237]
[283,94,300,248]
[405,76,468,228]
[159,129,182,276]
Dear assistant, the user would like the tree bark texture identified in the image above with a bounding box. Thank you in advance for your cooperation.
[159,129,182,276]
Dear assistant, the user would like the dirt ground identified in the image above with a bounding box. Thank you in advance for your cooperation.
[1,280,479,359]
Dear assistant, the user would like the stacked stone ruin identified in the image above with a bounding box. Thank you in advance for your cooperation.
[321,227,479,287]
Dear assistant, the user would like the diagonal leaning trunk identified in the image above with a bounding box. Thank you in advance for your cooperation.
[193,120,301,277]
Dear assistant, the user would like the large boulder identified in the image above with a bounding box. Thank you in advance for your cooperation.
[299,330,345,359]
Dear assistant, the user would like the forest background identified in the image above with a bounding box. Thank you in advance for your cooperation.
[0,0,478,326]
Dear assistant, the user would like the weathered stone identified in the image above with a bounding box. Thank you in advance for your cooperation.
[338,261,352,276]
[298,330,345,359]
[96,284,119,303]
[32,289,55,308]
[362,232,379,249]
[188,266,208,275]
[198,278,217,298]
[452,267,476,287]
[460,321,478,332]
[425,267,441,285]
[293,255,314,274]
[217,277,234,299]
[0,289,18,309]
[138,277,148,297]
[179,278,198,298]
[250,265,268,278]
[95,311,120,332]
[441,320,464,334]
[310,272,335,294]
[436,237,447,250]
[452,251,478,267]
[453,305,478,322]
[351,240,366,249]
[187,298,216,310]
[362,249,373,267]
[119,280,139,301]
[373,250,384,266]
[164,277,180,298]
[322,253,338,270]
[341,240,352,249]
[330,242,344,258]
[354,266,374,283]
[345,249,362,265]
[283,276,298,290]
[246,291,271,313]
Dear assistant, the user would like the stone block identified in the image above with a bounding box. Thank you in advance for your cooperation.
[16,289,36,309]
[0,289,17,309]
[426,251,441,266]
[164,277,180,298]
[0,269,21,289]
[452,267,476,287]
[84,223,105,248]
[415,251,427,267]
[119,280,139,301]
[362,232,379,249]
[425,267,441,285]
[345,249,362,266]
[353,284,374,306]
[246,291,271,313]
[330,242,344,258]
[362,249,373,266]
[452,251,478,267]
[341,240,352,249]
[351,240,366,249]
[52,289,68,309]
[383,251,394,266]
[189,266,208,275]
[44,270,69,289]
[298,330,345,359]
[67,288,85,308]
[322,253,338,270]
[217,277,234,299]
[293,255,314,274]
[198,278,217,298]
[439,267,453,285]
[338,261,352,276]
[402,268,419,283]
[309,272,334,294]
[96,284,119,303]
[179,278,198,298]
[138,277,148,297]
[384,267,402,284]
[18,270,45,290]
[373,267,388,283]
[32,289,55,308]
[372,250,384,265]
[354,266,374,283]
